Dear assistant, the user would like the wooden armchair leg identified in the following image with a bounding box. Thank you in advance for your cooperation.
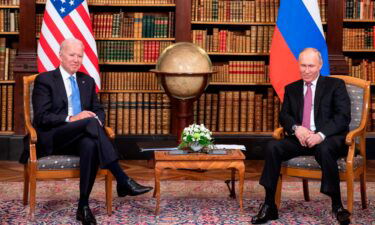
[346,177,354,214]
[302,179,310,202]
[105,171,113,216]
[275,174,282,209]
[360,172,367,209]
[23,164,29,205]
[29,176,36,220]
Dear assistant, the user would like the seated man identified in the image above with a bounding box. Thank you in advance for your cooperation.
[251,48,351,225]
[32,38,152,224]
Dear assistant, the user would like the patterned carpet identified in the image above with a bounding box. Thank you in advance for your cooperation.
[0,180,374,224]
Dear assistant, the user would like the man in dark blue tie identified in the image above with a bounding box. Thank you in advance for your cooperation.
[32,38,152,225]
[251,48,351,225]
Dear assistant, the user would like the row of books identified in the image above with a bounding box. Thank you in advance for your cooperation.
[192,0,280,23]
[0,9,18,32]
[192,26,274,53]
[345,0,375,20]
[212,61,269,83]
[0,0,18,6]
[36,0,175,4]
[0,38,16,81]
[343,27,375,49]
[97,40,172,63]
[193,89,280,132]
[100,72,161,91]
[99,92,170,135]
[191,0,327,23]
[91,12,174,38]
[0,84,13,132]
[346,57,375,82]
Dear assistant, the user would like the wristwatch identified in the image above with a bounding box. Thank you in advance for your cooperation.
[292,125,299,133]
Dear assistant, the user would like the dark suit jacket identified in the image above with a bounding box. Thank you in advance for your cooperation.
[280,76,351,138]
[32,68,105,157]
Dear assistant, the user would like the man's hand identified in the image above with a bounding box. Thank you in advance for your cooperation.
[305,133,323,148]
[69,110,96,122]
[295,126,314,147]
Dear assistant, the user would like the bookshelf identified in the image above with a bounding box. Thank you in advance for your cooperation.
[4,0,375,160]
[343,0,375,132]
[0,1,19,135]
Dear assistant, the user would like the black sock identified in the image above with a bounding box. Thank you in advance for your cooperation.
[264,187,276,207]
[106,161,129,185]
[330,192,343,210]
[78,196,89,209]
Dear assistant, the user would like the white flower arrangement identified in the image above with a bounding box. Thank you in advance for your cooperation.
[178,123,213,152]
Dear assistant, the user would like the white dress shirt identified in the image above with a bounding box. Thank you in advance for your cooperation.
[303,76,325,140]
[60,66,77,121]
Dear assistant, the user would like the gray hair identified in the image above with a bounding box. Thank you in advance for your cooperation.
[299,47,323,65]
[59,38,84,53]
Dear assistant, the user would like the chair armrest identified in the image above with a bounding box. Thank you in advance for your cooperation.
[25,121,37,144]
[272,127,284,140]
[345,127,364,146]
[104,126,115,140]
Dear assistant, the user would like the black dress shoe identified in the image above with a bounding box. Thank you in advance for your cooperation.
[251,203,279,224]
[117,178,153,197]
[333,206,351,225]
[76,205,97,225]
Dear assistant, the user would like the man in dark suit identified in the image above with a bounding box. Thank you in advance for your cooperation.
[251,48,351,225]
[33,38,152,225]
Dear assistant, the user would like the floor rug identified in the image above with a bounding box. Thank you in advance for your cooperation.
[0,180,374,224]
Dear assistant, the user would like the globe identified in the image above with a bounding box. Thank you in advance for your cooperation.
[154,42,213,100]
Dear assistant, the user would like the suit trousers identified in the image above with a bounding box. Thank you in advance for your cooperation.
[52,117,118,199]
[259,135,348,196]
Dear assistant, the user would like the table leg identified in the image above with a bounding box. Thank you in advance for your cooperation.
[154,163,162,215]
[237,163,245,212]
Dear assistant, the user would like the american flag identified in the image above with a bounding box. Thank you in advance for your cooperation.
[37,0,100,88]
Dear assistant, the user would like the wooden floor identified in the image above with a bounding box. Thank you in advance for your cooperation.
[1,160,375,182]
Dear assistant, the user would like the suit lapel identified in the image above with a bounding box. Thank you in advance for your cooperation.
[76,72,87,110]
[296,80,304,122]
[314,76,325,119]
[53,68,68,105]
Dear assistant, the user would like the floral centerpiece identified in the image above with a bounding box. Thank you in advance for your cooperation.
[178,124,213,152]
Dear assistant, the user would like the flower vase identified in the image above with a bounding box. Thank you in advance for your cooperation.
[190,142,203,152]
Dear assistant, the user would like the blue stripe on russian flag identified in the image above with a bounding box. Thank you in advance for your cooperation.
[276,0,330,75]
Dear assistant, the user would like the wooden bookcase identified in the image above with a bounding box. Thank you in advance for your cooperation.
[7,0,374,160]
[0,1,19,135]
[342,1,375,134]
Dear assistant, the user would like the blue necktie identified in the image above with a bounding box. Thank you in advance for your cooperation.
[69,76,82,115]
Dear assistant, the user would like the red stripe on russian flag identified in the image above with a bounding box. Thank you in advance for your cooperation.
[270,27,301,101]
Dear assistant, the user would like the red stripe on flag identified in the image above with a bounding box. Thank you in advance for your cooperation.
[75,4,94,34]
[39,34,60,68]
[43,12,65,44]
[37,58,47,73]
[63,15,99,71]
[270,27,300,101]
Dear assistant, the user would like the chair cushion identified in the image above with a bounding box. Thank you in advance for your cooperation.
[282,155,364,172]
[37,155,80,170]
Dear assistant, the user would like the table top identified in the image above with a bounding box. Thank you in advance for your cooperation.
[154,149,245,161]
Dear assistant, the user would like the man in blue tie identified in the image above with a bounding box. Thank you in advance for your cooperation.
[32,38,152,224]
[251,48,351,224]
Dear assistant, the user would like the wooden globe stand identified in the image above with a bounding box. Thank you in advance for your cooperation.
[151,71,214,143]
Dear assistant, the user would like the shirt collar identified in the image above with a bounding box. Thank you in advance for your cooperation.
[59,65,77,80]
[304,75,319,86]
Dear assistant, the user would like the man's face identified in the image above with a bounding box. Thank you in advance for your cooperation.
[59,41,84,75]
[299,50,322,83]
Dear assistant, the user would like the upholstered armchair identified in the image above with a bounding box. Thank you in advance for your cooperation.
[22,74,114,219]
[274,75,369,215]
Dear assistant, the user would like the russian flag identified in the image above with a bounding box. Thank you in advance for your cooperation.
[270,0,329,101]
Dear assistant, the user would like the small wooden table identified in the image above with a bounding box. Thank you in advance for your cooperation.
[153,149,246,214]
